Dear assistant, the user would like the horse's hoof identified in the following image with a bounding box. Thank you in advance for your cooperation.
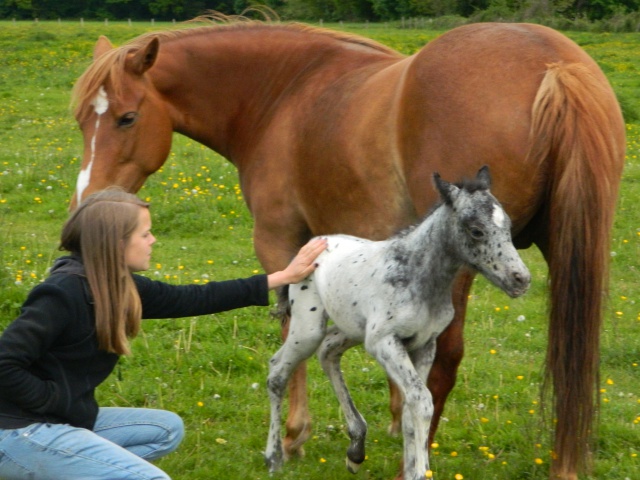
[283,445,305,460]
[387,420,401,437]
[283,427,310,459]
[346,456,362,474]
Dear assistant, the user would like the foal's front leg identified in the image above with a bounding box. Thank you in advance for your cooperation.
[368,336,433,480]
[408,340,437,474]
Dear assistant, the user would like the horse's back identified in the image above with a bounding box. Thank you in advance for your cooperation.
[397,23,618,232]
[287,23,619,243]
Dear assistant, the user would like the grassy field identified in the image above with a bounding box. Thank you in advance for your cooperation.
[0,19,639,479]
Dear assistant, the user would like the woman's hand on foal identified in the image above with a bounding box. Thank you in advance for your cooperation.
[267,238,327,289]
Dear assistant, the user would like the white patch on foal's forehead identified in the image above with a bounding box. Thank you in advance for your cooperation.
[492,204,505,228]
[92,86,109,115]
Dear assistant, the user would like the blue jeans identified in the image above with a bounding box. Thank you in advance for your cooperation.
[0,407,184,480]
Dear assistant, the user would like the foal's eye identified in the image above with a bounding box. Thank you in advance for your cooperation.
[469,227,485,239]
[117,112,138,128]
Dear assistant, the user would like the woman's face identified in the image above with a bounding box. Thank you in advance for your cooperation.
[124,207,156,272]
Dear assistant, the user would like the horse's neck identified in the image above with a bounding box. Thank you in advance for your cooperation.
[152,29,395,162]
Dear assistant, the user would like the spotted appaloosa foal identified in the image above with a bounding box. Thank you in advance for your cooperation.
[264,166,530,480]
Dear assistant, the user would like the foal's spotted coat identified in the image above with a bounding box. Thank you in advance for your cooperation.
[264,167,530,480]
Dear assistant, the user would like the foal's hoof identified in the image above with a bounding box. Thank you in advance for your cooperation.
[346,456,362,474]
[264,453,283,473]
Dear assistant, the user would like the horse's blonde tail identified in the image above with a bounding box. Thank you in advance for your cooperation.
[527,62,625,477]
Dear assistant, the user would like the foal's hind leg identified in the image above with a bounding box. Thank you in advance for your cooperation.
[281,315,313,458]
[317,326,365,473]
[265,282,327,473]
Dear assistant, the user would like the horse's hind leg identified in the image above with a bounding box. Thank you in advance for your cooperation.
[317,326,364,473]
[265,281,326,472]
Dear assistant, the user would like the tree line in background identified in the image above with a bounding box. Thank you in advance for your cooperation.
[1,0,640,30]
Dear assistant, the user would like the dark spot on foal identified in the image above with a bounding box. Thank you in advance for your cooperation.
[301,285,309,290]
[310,307,317,312]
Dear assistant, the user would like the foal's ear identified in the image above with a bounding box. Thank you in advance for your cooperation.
[476,165,491,188]
[433,172,460,206]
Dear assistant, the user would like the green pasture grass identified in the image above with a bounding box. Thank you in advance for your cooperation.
[0,20,639,479]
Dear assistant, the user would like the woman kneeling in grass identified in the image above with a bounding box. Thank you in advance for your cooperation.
[0,187,326,480]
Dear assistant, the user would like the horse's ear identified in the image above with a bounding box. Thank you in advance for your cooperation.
[433,172,459,206]
[128,37,160,76]
[94,35,114,60]
[476,165,491,188]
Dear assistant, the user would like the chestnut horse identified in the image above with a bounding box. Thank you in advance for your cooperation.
[70,19,625,479]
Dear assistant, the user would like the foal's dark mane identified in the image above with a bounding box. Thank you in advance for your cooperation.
[394,178,490,240]
[455,176,489,194]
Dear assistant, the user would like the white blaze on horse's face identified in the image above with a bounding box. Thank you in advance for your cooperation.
[76,86,109,204]
[92,85,109,115]
[492,204,505,228]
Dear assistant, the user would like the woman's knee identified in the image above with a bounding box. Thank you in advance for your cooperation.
[161,411,184,454]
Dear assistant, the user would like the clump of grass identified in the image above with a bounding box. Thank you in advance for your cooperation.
[28,30,57,42]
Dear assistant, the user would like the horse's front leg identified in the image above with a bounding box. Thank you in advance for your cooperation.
[428,270,474,443]
[317,326,365,473]
[369,335,433,480]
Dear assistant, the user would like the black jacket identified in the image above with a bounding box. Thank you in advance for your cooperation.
[0,255,269,430]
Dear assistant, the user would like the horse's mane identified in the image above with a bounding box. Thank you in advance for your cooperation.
[71,12,398,121]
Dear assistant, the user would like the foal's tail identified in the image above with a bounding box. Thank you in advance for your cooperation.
[527,62,625,476]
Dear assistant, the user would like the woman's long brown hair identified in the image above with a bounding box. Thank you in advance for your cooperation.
[59,187,149,355]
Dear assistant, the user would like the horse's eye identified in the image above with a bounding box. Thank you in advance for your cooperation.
[117,112,138,128]
[469,227,485,239]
